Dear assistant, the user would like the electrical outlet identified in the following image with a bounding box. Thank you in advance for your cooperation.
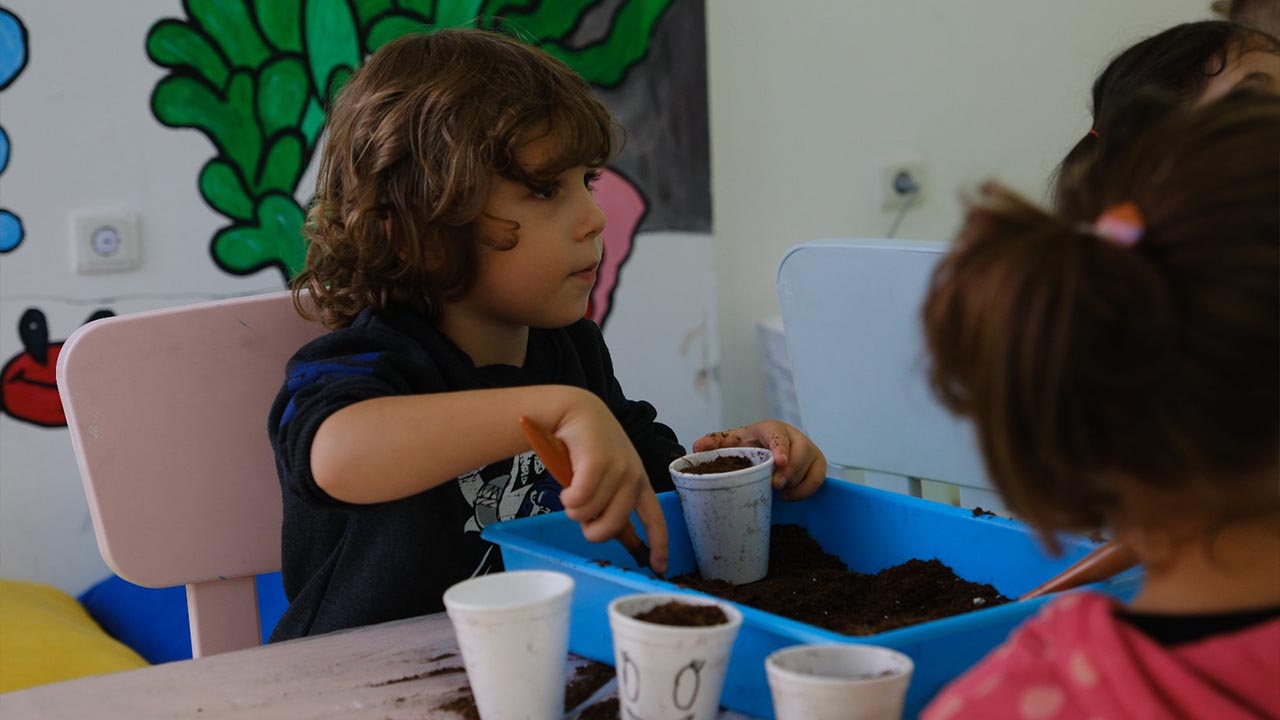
[878,159,926,210]
[71,210,141,274]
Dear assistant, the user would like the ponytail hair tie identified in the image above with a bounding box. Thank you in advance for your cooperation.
[1088,128,1100,138]
[1092,202,1145,247]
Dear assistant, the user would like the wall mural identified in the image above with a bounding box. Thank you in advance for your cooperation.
[0,309,113,428]
[146,0,710,327]
[0,5,28,254]
[0,6,118,429]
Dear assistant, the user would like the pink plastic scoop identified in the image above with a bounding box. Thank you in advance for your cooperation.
[1019,541,1140,601]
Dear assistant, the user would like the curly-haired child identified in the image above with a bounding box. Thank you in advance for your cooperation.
[267,29,826,641]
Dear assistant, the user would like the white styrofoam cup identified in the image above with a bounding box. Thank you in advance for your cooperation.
[443,570,574,720]
[609,592,743,720]
[766,643,914,720]
[669,447,774,584]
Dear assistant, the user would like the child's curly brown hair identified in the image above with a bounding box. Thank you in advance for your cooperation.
[295,29,618,328]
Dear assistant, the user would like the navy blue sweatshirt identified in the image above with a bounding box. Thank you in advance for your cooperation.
[267,306,682,641]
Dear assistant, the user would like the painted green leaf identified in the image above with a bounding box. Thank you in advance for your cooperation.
[355,0,397,28]
[481,0,535,27]
[365,12,433,53]
[392,0,435,18]
[429,0,484,29]
[301,97,326,150]
[255,133,305,195]
[199,160,255,221]
[257,56,310,138]
[254,0,303,53]
[304,0,361,103]
[153,72,262,183]
[326,66,353,104]
[147,19,230,89]
[497,0,593,41]
[187,0,271,69]
[212,193,308,278]
[541,0,672,87]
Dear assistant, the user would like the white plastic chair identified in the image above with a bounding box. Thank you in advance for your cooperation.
[57,291,326,657]
[776,239,1005,511]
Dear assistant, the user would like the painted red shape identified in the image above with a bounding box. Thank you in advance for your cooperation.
[587,168,647,326]
[1,341,65,427]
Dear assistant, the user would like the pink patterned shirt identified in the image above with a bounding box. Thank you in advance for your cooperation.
[923,591,1280,720]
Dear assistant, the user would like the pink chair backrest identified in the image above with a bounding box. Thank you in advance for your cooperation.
[57,291,327,657]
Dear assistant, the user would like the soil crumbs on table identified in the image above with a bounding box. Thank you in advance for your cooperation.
[565,661,616,712]
[437,661,616,719]
[671,524,1010,635]
[438,690,480,720]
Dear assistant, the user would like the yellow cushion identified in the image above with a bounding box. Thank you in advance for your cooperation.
[0,579,148,692]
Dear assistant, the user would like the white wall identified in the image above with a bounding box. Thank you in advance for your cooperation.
[706,0,1213,427]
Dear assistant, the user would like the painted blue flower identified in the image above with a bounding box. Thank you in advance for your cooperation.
[0,211,22,253]
[0,7,27,89]
[0,5,28,254]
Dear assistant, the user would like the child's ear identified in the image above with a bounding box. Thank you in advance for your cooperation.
[395,234,446,274]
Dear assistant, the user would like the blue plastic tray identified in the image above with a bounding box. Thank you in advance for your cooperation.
[482,480,1140,718]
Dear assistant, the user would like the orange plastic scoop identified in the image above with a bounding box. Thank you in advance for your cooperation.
[1019,540,1139,601]
[518,416,656,574]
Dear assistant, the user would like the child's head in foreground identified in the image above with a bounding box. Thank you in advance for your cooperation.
[924,92,1280,549]
[295,29,617,329]
[1055,20,1280,217]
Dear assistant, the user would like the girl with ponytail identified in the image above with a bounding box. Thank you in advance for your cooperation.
[921,93,1280,719]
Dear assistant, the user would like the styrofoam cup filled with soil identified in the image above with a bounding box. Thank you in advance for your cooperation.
[669,447,774,584]
[766,643,914,720]
[443,570,574,720]
[608,593,744,720]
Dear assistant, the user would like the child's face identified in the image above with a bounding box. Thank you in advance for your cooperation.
[1198,50,1280,104]
[464,134,607,330]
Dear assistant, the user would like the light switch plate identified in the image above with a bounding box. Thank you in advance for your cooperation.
[71,210,140,274]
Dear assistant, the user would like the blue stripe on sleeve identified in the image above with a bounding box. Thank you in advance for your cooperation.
[278,352,382,430]
[285,352,381,392]
[279,398,299,428]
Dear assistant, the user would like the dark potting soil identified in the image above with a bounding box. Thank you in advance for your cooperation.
[671,524,1010,635]
[577,697,620,719]
[438,690,481,720]
[633,600,729,627]
[565,661,616,712]
[681,455,753,474]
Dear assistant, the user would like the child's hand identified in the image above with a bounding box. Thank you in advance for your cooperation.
[693,420,827,500]
[554,393,669,574]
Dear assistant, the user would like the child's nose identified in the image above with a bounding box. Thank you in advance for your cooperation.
[581,192,607,239]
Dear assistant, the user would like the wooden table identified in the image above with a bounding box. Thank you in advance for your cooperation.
[0,612,756,719]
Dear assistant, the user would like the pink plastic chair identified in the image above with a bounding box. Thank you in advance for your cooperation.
[57,291,327,657]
